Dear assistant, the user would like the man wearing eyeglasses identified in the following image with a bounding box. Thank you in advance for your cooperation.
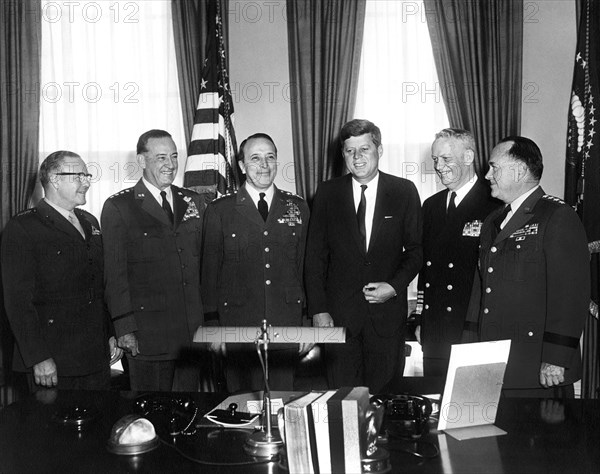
[1,151,121,391]
[101,129,205,392]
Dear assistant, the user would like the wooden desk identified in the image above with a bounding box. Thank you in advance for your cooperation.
[1,389,599,473]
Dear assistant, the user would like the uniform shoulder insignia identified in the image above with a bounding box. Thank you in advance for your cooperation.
[108,188,133,199]
[542,194,566,205]
[213,192,233,202]
[15,208,36,217]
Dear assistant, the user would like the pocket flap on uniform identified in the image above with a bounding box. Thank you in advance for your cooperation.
[219,287,247,307]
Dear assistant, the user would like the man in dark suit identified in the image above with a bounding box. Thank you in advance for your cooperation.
[416,129,499,377]
[466,136,590,397]
[101,129,204,391]
[1,151,120,390]
[305,119,422,392]
[201,133,310,391]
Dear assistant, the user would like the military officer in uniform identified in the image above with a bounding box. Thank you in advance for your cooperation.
[465,136,590,397]
[201,133,310,392]
[101,129,205,392]
[1,151,120,391]
[416,129,499,377]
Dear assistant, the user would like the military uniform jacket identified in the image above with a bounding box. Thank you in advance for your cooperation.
[466,187,590,389]
[305,172,422,337]
[418,179,499,359]
[201,185,309,326]
[1,200,110,376]
[101,180,204,360]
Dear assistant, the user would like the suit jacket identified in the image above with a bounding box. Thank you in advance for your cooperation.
[305,172,422,337]
[466,187,590,389]
[419,179,499,359]
[1,200,110,376]
[201,184,309,326]
[101,180,204,361]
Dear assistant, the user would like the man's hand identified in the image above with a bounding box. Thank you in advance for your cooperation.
[209,342,226,355]
[539,362,565,387]
[33,358,57,387]
[313,312,334,327]
[363,282,396,304]
[299,343,315,357]
[415,325,422,344]
[109,336,124,364]
[117,332,139,356]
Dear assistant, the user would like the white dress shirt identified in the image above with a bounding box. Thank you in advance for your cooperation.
[352,172,379,249]
[142,177,173,209]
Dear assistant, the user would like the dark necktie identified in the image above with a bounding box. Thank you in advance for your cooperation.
[258,192,269,222]
[447,191,457,217]
[160,190,174,225]
[493,204,512,235]
[357,184,367,251]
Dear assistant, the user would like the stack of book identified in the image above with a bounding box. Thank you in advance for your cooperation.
[283,386,370,474]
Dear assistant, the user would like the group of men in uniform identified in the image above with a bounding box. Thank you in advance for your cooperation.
[1,120,591,398]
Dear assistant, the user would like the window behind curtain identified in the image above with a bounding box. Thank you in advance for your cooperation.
[38,0,186,218]
[354,0,449,203]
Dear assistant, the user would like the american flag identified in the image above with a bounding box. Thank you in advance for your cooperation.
[183,0,239,199]
[566,0,600,398]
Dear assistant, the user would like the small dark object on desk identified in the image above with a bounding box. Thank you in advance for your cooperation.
[209,403,259,425]
[51,404,101,431]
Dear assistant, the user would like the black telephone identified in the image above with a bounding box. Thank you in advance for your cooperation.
[133,395,198,436]
[372,393,433,439]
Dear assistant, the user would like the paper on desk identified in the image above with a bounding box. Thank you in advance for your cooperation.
[438,340,511,437]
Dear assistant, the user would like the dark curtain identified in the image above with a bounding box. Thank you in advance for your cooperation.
[286,0,366,201]
[172,0,228,146]
[0,0,41,399]
[424,0,523,175]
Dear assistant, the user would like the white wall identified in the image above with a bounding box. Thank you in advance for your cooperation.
[521,0,578,197]
[228,0,296,193]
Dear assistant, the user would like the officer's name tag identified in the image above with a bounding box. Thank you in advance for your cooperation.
[510,223,538,239]
[463,220,483,237]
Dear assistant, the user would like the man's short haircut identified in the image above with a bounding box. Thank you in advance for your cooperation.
[498,136,544,180]
[434,128,476,157]
[39,150,81,188]
[340,119,382,148]
[238,133,277,162]
[136,129,172,155]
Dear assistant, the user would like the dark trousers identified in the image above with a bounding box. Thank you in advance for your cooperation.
[423,356,450,378]
[26,364,110,392]
[325,320,405,394]
[127,357,200,392]
[502,384,575,398]
[224,344,298,393]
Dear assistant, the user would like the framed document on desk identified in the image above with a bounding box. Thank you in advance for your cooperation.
[438,340,511,440]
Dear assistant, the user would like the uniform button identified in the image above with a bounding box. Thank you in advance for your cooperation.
[266,280,271,285]
[181,264,186,269]
[491,246,497,253]
[48,319,54,325]
[424,304,429,310]
[232,233,236,238]
[140,306,145,310]
[264,231,269,236]
[265,247,270,252]
[265,263,271,269]
[88,300,92,305]
[447,285,453,290]
[488,267,494,273]
[57,250,61,255]
[448,263,454,268]
[297,299,301,303]
[446,307,452,312]
[292,232,296,236]
[485,287,492,294]
[483,308,489,314]
[183,281,188,286]
[224,302,228,307]
[364,261,371,266]
[143,232,148,236]
[178,248,183,253]
[528,331,533,337]
[425,283,430,288]
[426,261,432,266]
[516,244,521,249]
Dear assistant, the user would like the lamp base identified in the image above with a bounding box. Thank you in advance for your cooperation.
[243,429,283,458]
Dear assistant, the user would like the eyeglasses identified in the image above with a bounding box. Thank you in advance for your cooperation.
[55,172,93,182]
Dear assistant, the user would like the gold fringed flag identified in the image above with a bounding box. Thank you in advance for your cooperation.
[184,0,239,200]
[566,0,600,398]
